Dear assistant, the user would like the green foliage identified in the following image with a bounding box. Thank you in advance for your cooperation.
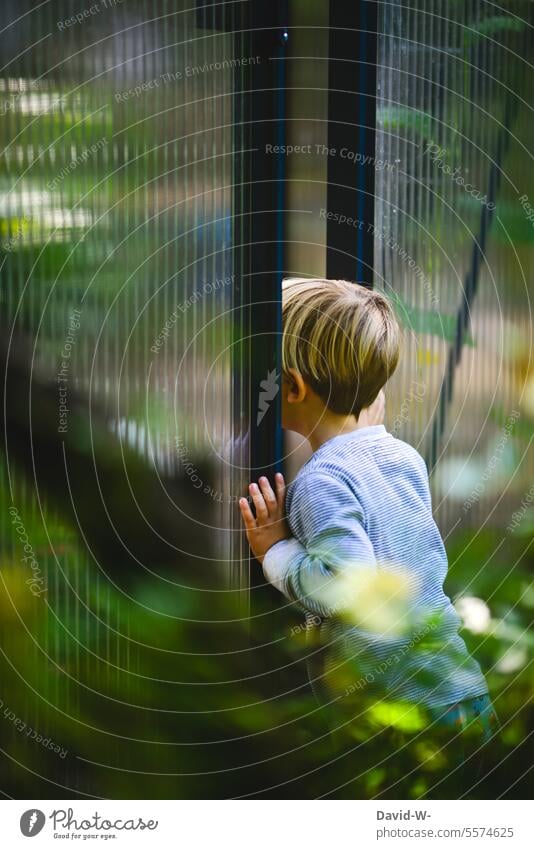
[463,16,525,47]
[391,292,475,346]
[1,452,531,799]
[378,107,435,139]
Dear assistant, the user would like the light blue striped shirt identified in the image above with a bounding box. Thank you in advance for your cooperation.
[263,425,488,709]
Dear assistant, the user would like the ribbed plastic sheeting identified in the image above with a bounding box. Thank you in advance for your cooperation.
[0,1,249,559]
[374,0,533,532]
[0,0,251,786]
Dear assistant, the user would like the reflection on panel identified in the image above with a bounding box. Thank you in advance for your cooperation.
[375,0,533,531]
[0,0,250,791]
[0,1,249,568]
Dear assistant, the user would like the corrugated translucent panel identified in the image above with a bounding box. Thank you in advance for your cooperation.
[0,4,246,545]
[375,0,533,533]
[0,0,249,786]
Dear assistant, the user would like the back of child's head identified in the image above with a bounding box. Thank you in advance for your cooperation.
[282,277,400,416]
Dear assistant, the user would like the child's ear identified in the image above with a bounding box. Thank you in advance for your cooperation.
[284,368,307,403]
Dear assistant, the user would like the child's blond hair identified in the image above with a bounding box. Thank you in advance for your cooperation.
[282,278,400,416]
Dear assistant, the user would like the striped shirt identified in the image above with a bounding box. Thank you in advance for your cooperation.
[263,425,488,709]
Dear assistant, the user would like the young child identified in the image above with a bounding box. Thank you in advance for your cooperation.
[239,278,497,775]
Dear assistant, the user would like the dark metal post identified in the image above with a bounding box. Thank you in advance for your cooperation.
[243,5,288,483]
[326,0,378,286]
[230,3,288,598]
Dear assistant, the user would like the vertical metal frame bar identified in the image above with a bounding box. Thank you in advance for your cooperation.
[326,0,378,286]
[227,2,288,599]
[195,2,288,597]
[242,3,288,604]
[242,3,288,483]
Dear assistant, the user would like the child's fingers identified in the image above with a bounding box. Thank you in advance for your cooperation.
[258,476,277,514]
[274,472,286,504]
[249,483,269,523]
[239,498,257,531]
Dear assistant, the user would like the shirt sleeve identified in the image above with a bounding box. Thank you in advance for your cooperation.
[262,471,376,617]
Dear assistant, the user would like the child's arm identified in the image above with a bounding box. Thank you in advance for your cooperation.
[240,471,376,618]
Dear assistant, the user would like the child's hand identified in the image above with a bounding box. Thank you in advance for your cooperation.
[239,473,291,564]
